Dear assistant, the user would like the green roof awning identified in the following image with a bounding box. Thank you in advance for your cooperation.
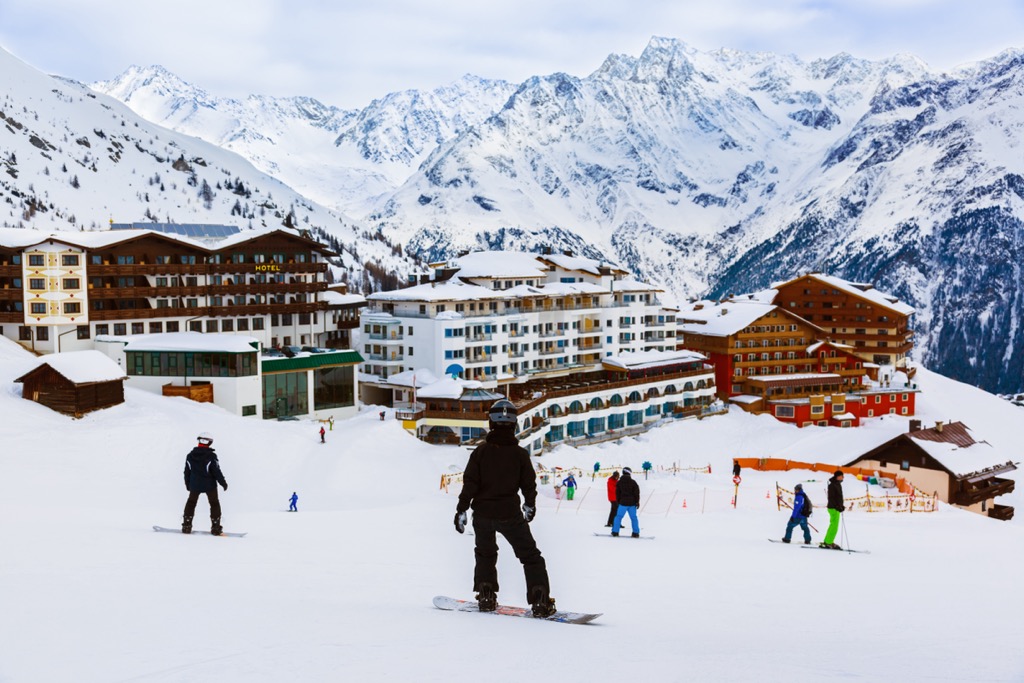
[262,350,363,373]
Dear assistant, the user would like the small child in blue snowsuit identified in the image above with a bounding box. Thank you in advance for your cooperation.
[289,492,298,512]
[562,474,577,501]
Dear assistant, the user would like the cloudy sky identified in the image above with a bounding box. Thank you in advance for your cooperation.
[1,0,1022,109]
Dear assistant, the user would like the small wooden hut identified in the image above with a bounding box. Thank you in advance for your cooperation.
[15,350,127,417]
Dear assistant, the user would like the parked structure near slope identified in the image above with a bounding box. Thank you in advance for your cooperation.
[15,350,126,417]
[844,420,1016,520]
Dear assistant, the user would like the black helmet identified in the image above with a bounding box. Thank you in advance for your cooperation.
[488,399,518,426]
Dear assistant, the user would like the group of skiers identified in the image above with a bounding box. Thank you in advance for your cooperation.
[782,470,846,549]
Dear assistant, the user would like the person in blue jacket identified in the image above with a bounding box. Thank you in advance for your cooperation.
[782,483,812,544]
[289,492,298,512]
[561,473,577,501]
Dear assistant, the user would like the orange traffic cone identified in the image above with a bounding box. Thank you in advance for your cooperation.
[682,498,687,509]
[766,490,771,499]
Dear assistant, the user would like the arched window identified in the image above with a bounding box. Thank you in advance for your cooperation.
[589,397,604,410]
[569,400,584,414]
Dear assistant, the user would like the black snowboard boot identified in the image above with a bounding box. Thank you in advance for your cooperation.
[611,531,619,537]
[182,516,193,534]
[475,584,497,612]
[210,518,223,536]
[529,587,556,618]
[631,532,640,538]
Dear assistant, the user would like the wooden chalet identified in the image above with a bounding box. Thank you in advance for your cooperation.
[15,350,127,417]
[845,420,1017,520]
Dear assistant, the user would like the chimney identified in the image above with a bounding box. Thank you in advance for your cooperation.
[935,421,944,433]
[908,419,921,433]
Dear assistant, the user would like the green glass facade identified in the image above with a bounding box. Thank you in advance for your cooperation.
[263,372,308,418]
[127,351,257,378]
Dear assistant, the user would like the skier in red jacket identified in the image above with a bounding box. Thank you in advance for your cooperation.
[605,470,619,527]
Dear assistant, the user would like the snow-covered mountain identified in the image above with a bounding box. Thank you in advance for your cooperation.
[0,47,417,292]
[91,67,517,216]
[30,37,1024,392]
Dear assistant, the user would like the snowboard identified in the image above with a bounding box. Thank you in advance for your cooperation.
[768,538,815,546]
[153,525,247,538]
[594,532,655,540]
[802,545,870,554]
[432,596,600,625]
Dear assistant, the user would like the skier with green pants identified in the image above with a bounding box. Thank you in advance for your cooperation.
[821,470,845,549]
[562,473,577,501]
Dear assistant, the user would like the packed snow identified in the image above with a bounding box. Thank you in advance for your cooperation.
[0,334,1021,682]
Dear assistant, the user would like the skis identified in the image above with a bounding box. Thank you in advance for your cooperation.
[768,538,814,546]
[153,525,247,538]
[432,596,600,625]
[802,544,870,554]
[593,532,655,540]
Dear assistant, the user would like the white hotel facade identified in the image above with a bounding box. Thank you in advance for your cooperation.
[357,251,719,449]
[358,251,677,388]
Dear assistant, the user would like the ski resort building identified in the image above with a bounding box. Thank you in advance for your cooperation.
[677,298,918,427]
[768,273,915,370]
[392,349,717,452]
[844,421,1016,520]
[358,250,676,395]
[15,350,127,417]
[0,224,340,356]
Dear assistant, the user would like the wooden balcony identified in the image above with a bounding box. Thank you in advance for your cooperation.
[88,264,207,276]
[0,265,21,276]
[207,282,327,295]
[954,477,1015,507]
[207,262,328,275]
[0,312,21,322]
[988,504,1014,521]
[0,288,23,300]
[88,285,206,299]
[91,306,201,320]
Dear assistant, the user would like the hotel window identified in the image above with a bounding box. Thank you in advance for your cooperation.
[889,394,896,402]
[206,320,219,333]
[811,405,825,415]
[63,278,80,290]
[166,321,180,332]
[222,319,234,332]
[131,323,144,334]
[901,407,908,415]
[77,325,90,340]
[832,402,845,413]
[902,393,909,401]
[867,410,874,417]
[875,395,882,404]
[817,420,828,426]
[117,255,136,265]
[252,318,265,331]
[775,405,795,418]
[30,303,46,314]
[62,254,80,266]
[36,327,49,341]
[95,324,109,336]
[63,302,81,315]
[156,277,168,287]
[28,255,44,266]
[29,278,45,290]
[238,319,250,331]
[149,322,163,334]
[189,321,202,332]
[114,324,127,336]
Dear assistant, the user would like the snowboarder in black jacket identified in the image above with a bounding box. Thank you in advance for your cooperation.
[611,467,642,537]
[454,399,556,618]
[821,470,845,549]
[182,432,228,535]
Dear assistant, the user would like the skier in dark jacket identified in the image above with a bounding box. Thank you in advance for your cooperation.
[182,432,228,535]
[454,399,556,618]
[782,483,812,544]
[821,470,845,549]
[611,467,641,537]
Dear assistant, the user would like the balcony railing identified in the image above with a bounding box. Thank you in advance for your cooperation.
[988,504,1015,521]
[954,477,1015,507]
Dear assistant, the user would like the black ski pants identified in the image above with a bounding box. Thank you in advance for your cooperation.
[606,501,619,526]
[472,514,550,604]
[184,488,221,521]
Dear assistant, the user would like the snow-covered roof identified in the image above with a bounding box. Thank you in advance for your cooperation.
[728,289,778,304]
[774,274,915,316]
[540,253,625,276]
[23,350,126,384]
[384,368,440,388]
[806,340,855,354]
[611,278,663,293]
[730,395,763,405]
[0,226,327,254]
[321,290,366,306]
[678,302,776,337]
[445,251,549,279]
[541,281,609,295]
[417,377,486,400]
[367,277,499,303]
[603,349,707,371]
[908,438,1011,478]
[831,412,857,420]
[101,332,260,353]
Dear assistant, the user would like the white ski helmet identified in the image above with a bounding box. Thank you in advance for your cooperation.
[197,432,214,445]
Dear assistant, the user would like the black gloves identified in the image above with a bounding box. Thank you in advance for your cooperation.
[454,511,467,534]
[522,504,536,523]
